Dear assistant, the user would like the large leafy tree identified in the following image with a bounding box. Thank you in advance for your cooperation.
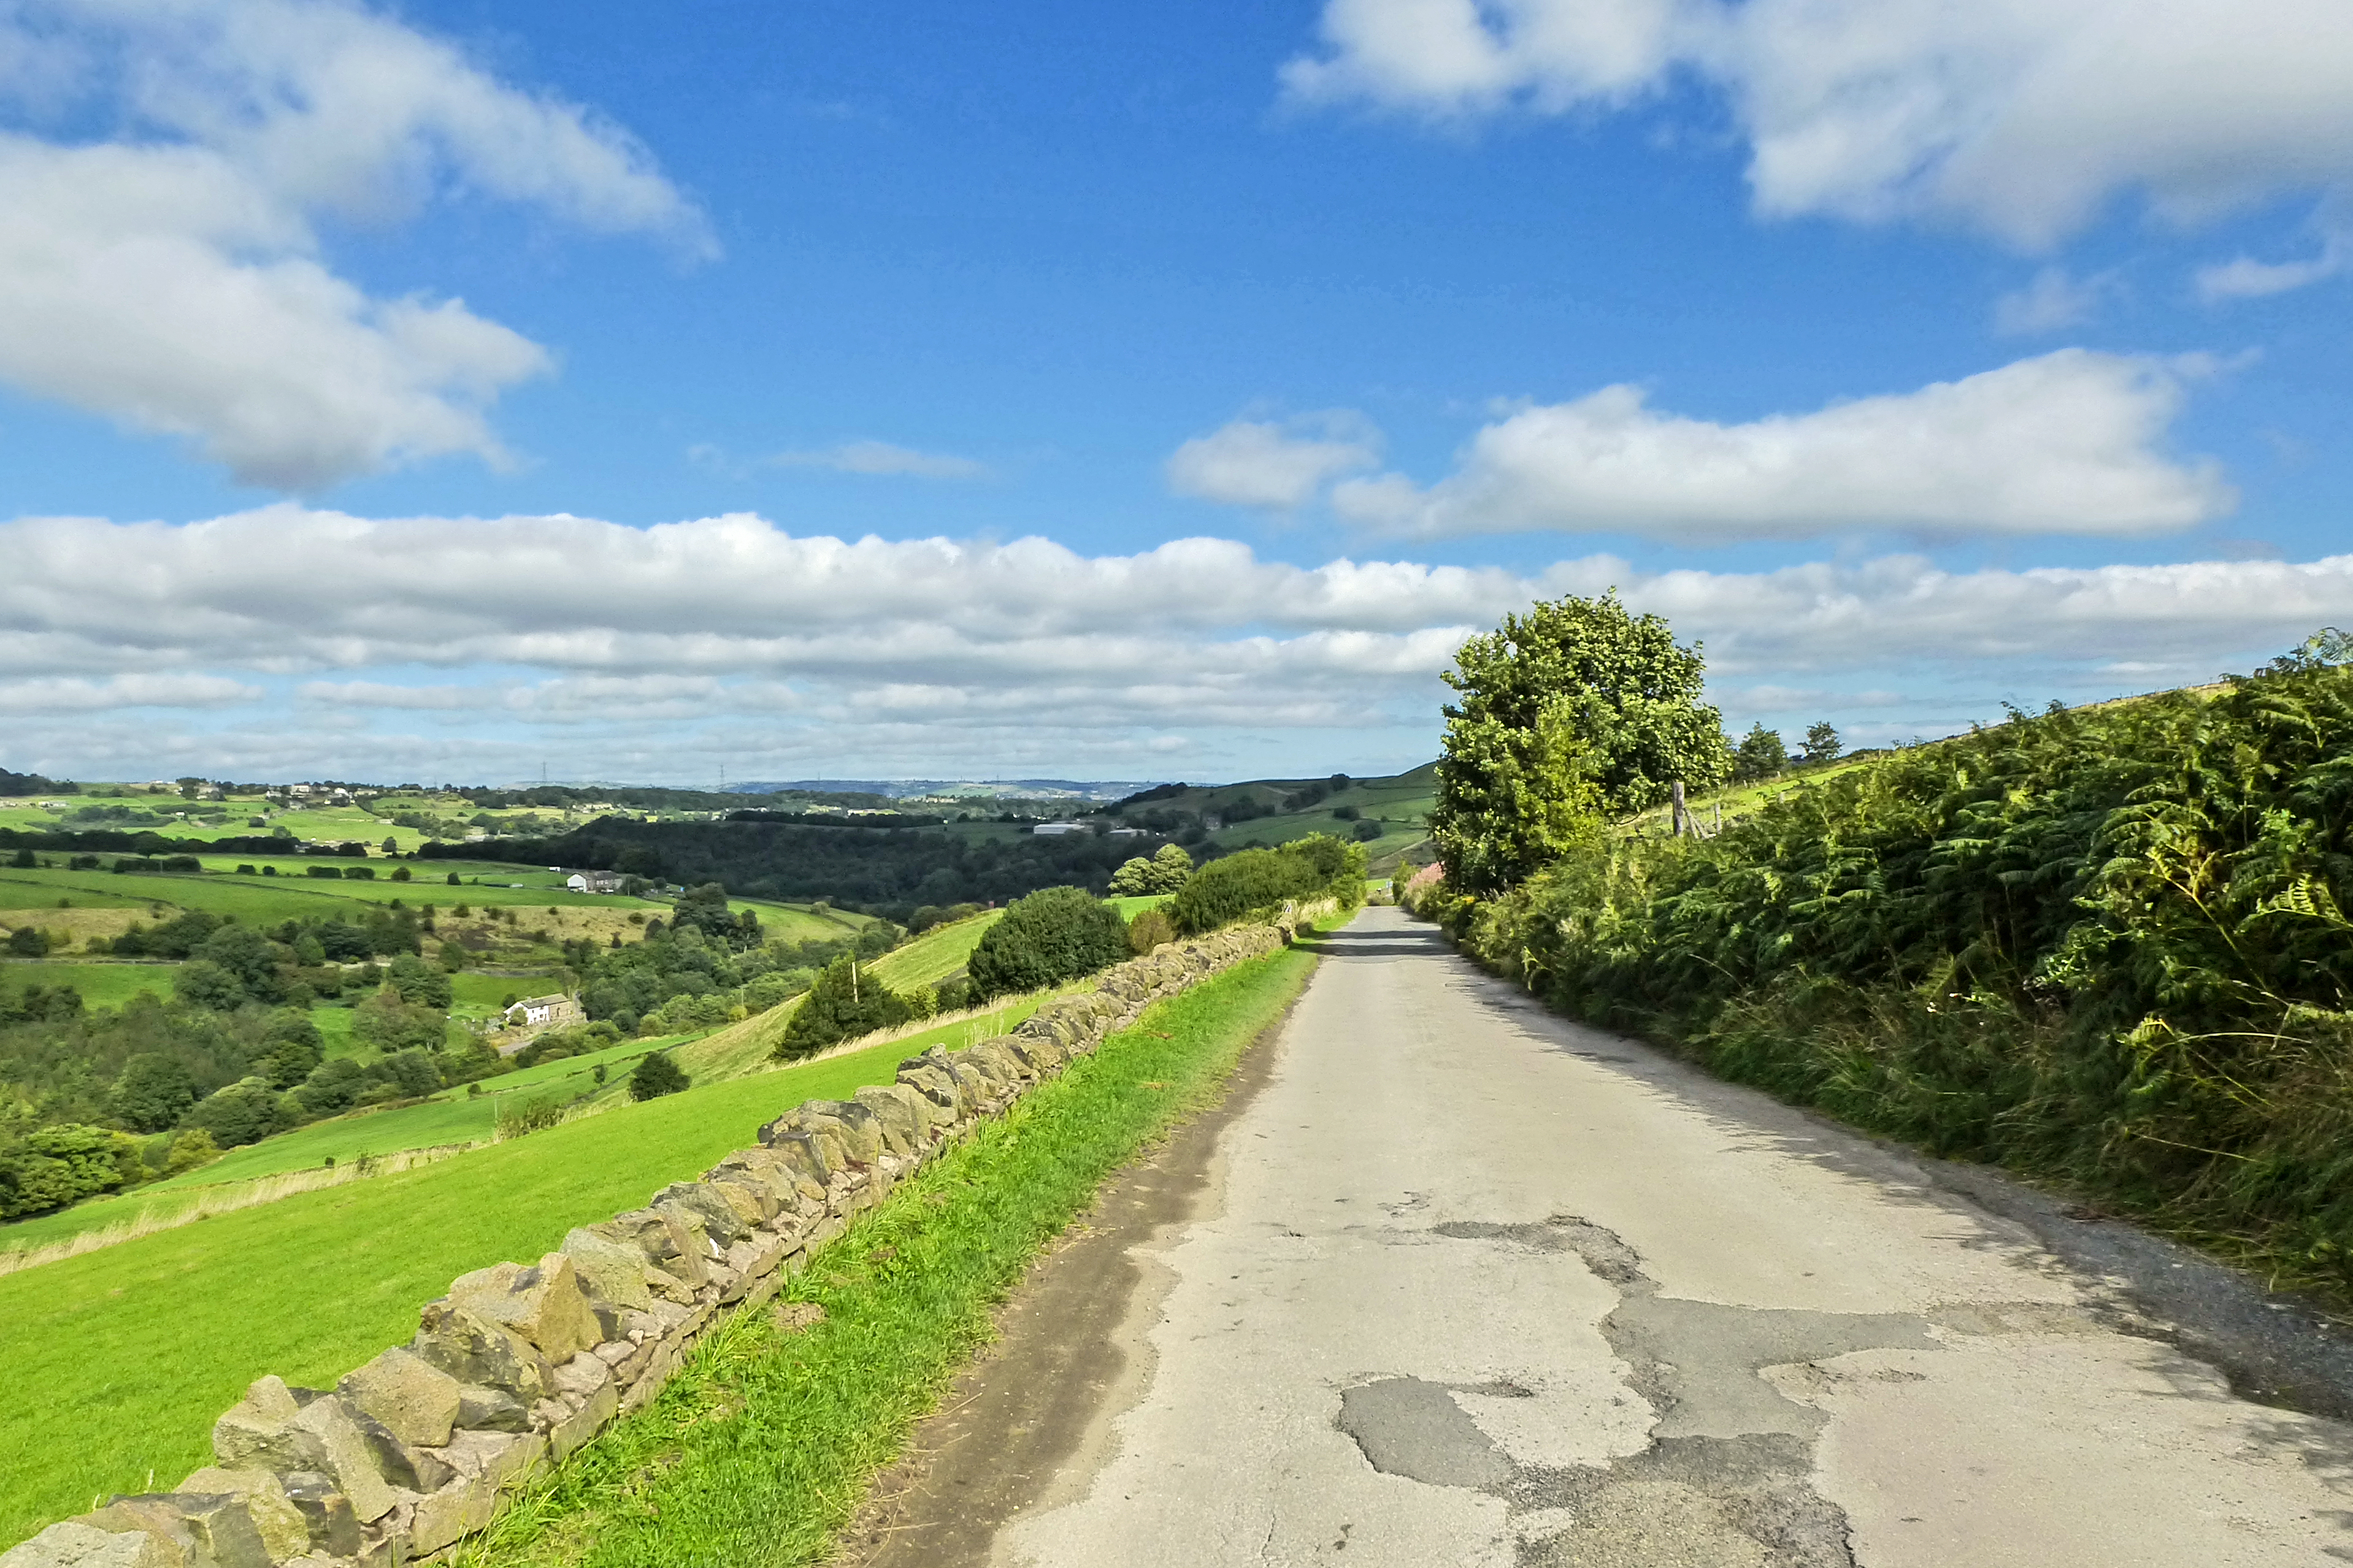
[1433,592,1729,895]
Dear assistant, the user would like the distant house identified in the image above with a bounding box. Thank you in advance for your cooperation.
[1032,822,1084,836]
[288,783,313,798]
[566,871,624,894]
[498,994,583,1049]
[1107,827,1146,838]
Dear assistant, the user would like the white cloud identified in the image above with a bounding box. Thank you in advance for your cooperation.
[1166,413,1384,509]
[0,672,259,713]
[4,507,2349,779]
[767,441,991,480]
[1330,350,2230,541]
[0,0,707,489]
[1285,0,2353,256]
[1992,267,2119,335]
[2197,230,2349,299]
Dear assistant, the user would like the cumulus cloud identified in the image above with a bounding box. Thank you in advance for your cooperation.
[1284,0,2353,262]
[0,507,2344,777]
[1166,413,1383,509]
[1330,350,2230,542]
[0,0,707,489]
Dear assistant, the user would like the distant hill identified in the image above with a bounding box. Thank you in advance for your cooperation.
[729,778,1166,803]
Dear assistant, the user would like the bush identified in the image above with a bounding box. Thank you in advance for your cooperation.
[179,1079,297,1149]
[351,989,448,1054]
[966,885,1130,1001]
[0,1124,144,1218]
[1169,835,1364,935]
[774,955,915,1059]
[158,1128,219,1178]
[628,1051,689,1101]
[1127,907,1175,954]
[497,1095,567,1136]
[4,926,48,958]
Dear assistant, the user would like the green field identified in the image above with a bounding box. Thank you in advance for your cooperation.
[865,910,1002,992]
[0,960,176,1009]
[0,1026,949,1546]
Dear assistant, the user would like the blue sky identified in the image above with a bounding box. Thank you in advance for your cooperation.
[2,0,2349,785]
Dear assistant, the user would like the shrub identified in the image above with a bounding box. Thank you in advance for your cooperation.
[0,1124,144,1218]
[351,989,448,1054]
[179,1079,296,1149]
[1128,907,1175,954]
[773,956,915,1059]
[497,1095,568,1136]
[4,926,48,958]
[158,1128,219,1178]
[1169,834,1364,935]
[628,1051,689,1101]
[966,885,1130,1001]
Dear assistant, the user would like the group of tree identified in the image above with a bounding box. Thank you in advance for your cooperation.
[428,815,1156,916]
[0,766,72,798]
[1108,843,1194,895]
[0,981,513,1218]
[1730,719,1843,782]
[572,884,902,1038]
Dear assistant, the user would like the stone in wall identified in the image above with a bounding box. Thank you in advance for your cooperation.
[2,923,1291,1568]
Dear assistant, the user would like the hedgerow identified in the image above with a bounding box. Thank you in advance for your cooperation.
[1432,662,2353,1298]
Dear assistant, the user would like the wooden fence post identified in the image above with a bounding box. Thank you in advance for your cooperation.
[1671,779,1687,838]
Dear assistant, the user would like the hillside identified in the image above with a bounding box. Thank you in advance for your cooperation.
[1097,762,1435,868]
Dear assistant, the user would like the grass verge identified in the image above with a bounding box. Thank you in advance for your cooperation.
[462,939,1318,1568]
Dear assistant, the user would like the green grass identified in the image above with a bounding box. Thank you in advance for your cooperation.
[464,936,1318,1568]
[0,1025,967,1548]
[0,877,143,911]
[864,911,1002,992]
[0,960,177,1009]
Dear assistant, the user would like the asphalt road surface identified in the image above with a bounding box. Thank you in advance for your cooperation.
[864,906,2353,1567]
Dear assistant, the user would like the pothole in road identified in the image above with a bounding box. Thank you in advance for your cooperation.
[1338,1215,1956,1566]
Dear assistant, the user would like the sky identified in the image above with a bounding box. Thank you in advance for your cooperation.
[1,0,2349,787]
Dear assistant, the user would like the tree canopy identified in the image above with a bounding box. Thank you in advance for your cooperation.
[1432,592,1729,895]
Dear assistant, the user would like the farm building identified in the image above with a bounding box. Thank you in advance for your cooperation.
[1032,822,1084,836]
[566,870,625,893]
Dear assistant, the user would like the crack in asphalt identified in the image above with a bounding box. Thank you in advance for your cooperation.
[1336,1214,1971,1566]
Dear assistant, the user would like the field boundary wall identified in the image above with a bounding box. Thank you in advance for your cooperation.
[2,922,1299,1568]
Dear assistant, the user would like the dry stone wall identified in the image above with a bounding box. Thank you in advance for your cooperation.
[4,925,1292,1568]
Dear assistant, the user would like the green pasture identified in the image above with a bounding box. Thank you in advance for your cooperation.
[866,911,1001,992]
[147,1040,675,1193]
[0,876,142,911]
[0,1027,935,1545]
[0,960,177,1009]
